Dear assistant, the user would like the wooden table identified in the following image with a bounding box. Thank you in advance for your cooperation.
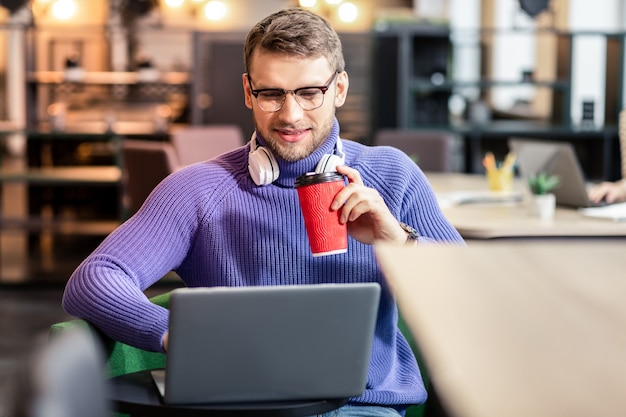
[427,172,626,239]
[375,241,626,417]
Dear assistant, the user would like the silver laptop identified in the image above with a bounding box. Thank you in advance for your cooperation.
[153,283,380,405]
[509,137,604,208]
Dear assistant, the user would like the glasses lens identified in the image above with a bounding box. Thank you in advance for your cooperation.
[257,90,284,112]
[294,89,324,110]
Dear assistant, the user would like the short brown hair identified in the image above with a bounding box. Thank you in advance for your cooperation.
[244,8,345,74]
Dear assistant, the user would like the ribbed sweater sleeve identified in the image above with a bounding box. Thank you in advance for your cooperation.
[62,127,464,408]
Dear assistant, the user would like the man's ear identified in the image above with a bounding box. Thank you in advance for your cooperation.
[242,73,253,110]
[334,71,349,108]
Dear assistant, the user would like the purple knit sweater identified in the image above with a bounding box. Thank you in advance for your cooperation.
[63,120,464,408]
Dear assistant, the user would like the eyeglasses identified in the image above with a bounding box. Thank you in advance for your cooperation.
[247,71,339,112]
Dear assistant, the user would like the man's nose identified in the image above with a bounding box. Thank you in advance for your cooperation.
[278,92,304,121]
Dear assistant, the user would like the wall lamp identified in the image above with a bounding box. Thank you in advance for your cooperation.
[163,0,227,21]
[297,0,359,24]
[31,0,77,20]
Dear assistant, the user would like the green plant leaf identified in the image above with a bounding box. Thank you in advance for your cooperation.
[528,173,560,195]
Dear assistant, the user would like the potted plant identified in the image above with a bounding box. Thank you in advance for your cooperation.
[528,173,560,195]
[527,173,560,220]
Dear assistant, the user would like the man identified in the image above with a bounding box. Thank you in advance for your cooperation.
[63,7,464,416]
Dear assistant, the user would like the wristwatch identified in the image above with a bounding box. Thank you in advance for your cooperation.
[398,222,419,244]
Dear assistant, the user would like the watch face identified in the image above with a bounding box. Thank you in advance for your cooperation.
[400,222,419,240]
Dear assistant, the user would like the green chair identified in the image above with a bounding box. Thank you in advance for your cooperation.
[49,292,170,378]
[399,314,431,417]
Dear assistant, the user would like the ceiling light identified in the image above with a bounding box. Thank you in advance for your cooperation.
[51,0,76,20]
[164,0,184,7]
[338,2,358,23]
[204,0,226,21]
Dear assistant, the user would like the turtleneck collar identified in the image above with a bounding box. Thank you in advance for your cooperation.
[254,118,341,188]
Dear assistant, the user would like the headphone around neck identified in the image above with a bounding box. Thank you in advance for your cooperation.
[248,133,345,186]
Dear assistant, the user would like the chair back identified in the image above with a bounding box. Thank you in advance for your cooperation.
[374,129,455,172]
[122,140,180,215]
[13,329,110,417]
[171,125,244,166]
[49,292,171,379]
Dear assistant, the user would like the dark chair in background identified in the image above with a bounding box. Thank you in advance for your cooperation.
[374,129,457,173]
[121,140,180,216]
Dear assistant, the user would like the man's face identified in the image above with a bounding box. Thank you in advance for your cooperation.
[242,50,349,162]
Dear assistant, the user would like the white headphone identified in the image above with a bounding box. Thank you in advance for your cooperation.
[248,133,345,186]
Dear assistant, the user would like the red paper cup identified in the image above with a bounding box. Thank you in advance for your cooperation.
[295,172,347,257]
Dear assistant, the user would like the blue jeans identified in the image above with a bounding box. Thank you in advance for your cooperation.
[317,404,403,417]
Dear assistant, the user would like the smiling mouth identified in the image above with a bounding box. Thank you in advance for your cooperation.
[277,127,308,134]
[275,128,310,142]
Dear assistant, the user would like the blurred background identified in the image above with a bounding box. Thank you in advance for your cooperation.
[1,0,626,415]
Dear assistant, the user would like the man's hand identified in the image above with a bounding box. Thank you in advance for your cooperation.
[162,332,169,352]
[332,165,407,245]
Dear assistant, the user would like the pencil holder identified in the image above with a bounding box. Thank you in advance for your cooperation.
[486,169,513,192]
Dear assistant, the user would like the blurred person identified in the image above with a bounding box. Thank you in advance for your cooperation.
[589,109,626,205]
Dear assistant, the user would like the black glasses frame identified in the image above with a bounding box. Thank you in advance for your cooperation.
[247,71,340,112]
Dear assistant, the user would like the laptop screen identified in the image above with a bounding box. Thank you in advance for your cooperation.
[508,138,594,208]
[159,283,381,405]
[509,138,591,207]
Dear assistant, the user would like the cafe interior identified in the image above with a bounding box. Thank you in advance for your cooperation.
[1,0,626,416]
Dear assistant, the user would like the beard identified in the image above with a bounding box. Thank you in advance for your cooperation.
[253,112,336,162]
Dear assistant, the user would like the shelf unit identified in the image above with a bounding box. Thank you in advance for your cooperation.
[27,71,190,85]
[376,26,626,128]
[25,70,192,132]
[371,24,624,178]
[372,24,582,129]
[372,23,452,130]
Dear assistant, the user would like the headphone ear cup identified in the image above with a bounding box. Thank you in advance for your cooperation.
[248,146,280,186]
[315,153,345,173]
